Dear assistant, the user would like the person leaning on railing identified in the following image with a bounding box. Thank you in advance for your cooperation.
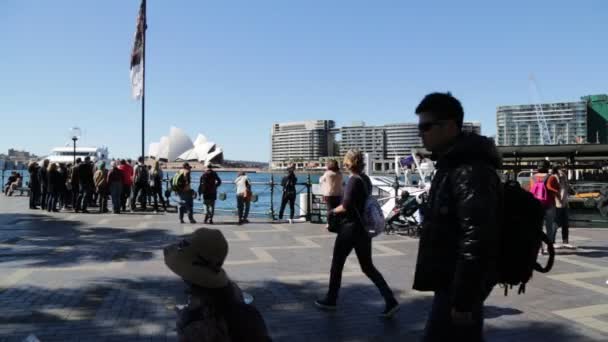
[234,171,251,225]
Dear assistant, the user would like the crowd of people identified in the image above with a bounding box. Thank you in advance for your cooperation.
[24,156,167,214]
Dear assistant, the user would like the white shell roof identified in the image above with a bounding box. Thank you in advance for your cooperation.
[148,127,223,163]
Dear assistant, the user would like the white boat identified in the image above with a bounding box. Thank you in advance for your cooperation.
[43,146,109,165]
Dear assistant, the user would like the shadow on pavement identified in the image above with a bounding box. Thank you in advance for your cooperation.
[0,277,605,341]
[0,213,182,268]
[556,245,608,258]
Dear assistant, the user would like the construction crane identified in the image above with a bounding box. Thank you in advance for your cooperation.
[529,74,554,145]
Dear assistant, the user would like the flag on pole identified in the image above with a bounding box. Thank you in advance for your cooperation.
[130,0,146,100]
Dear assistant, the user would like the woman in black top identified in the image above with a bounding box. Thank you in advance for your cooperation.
[199,164,222,224]
[315,149,399,318]
[278,165,297,223]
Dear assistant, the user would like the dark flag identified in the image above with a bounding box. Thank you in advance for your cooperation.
[130,0,146,100]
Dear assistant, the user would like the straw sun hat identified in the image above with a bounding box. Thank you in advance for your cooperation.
[163,228,229,288]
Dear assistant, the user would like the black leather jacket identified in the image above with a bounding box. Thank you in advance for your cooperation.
[413,132,501,311]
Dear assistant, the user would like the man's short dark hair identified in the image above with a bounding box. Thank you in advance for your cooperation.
[415,92,464,130]
[138,156,144,163]
[538,160,551,173]
[120,159,127,165]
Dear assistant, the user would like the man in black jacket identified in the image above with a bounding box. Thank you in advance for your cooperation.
[39,159,49,209]
[413,93,500,342]
[77,157,94,213]
[28,162,41,209]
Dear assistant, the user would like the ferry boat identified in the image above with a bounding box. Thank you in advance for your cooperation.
[43,146,109,165]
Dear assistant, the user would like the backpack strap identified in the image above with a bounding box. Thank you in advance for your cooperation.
[534,232,555,273]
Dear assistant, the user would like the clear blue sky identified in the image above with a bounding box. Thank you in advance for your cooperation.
[1,0,606,162]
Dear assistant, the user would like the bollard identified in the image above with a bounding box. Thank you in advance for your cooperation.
[393,175,400,199]
[306,174,312,222]
[269,173,275,219]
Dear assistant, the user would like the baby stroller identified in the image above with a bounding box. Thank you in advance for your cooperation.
[384,191,424,237]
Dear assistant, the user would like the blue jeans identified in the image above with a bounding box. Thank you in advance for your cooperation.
[544,206,557,244]
[237,195,250,221]
[179,191,194,221]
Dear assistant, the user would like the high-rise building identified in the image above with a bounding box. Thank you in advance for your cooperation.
[496,101,587,146]
[339,123,385,158]
[271,120,336,167]
[582,94,608,144]
[340,122,481,159]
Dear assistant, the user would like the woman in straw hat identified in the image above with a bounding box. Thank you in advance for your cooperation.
[164,228,271,341]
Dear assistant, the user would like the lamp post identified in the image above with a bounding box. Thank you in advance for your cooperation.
[70,127,81,164]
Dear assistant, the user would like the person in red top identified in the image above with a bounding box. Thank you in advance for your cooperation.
[531,160,561,248]
[118,159,134,212]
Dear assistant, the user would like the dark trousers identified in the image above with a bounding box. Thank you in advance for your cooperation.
[109,182,123,213]
[178,191,194,221]
[422,274,496,342]
[325,196,342,220]
[59,188,68,208]
[555,207,570,243]
[91,191,98,206]
[40,187,48,209]
[204,199,216,221]
[327,224,395,304]
[29,188,40,208]
[152,186,166,211]
[77,185,92,211]
[237,195,250,221]
[131,183,147,210]
[121,185,132,211]
[98,188,108,213]
[422,289,484,342]
[46,191,58,212]
[71,185,80,210]
[279,192,296,220]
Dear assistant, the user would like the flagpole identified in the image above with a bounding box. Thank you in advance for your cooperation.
[141,0,147,161]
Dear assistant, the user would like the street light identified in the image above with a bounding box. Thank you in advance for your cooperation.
[70,127,81,164]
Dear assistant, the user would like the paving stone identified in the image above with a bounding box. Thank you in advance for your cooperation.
[1,196,607,341]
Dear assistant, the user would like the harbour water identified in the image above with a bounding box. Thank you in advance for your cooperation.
[2,170,323,218]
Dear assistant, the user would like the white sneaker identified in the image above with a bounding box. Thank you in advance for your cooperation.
[288,219,293,224]
[564,243,577,249]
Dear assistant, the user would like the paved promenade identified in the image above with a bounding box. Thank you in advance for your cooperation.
[1,195,607,341]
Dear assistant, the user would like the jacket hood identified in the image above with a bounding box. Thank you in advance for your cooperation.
[437,132,501,169]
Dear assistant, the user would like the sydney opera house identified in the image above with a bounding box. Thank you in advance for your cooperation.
[148,127,224,165]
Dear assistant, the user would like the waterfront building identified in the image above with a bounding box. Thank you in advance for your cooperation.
[270,120,336,169]
[496,101,587,146]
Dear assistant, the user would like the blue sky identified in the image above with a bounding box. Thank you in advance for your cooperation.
[1,0,606,162]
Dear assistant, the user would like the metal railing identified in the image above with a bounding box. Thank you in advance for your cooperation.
[160,174,314,220]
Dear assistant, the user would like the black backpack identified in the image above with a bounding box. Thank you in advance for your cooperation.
[134,165,149,185]
[497,180,555,295]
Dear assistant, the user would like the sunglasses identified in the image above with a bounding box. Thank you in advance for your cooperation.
[418,121,447,132]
